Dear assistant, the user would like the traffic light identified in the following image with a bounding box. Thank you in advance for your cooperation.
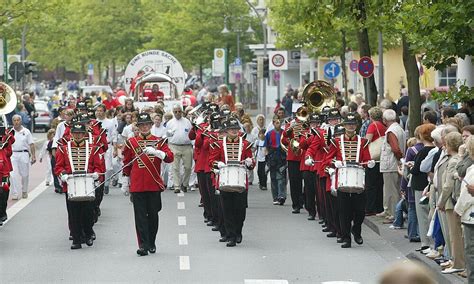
[24,61,37,74]
[263,58,269,78]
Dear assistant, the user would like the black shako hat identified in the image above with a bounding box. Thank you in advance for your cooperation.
[77,101,88,110]
[223,117,240,130]
[137,113,153,125]
[71,122,87,133]
[343,112,358,125]
[334,123,346,135]
[327,108,341,120]
[308,113,321,123]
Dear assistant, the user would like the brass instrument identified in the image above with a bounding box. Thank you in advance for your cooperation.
[281,80,335,154]
[301,80,336,113]
[0,82,17,115]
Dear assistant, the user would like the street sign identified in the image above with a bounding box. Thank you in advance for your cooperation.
[213,48,225,75]
[358,56,374,78]
[124,50,186,97]
[9,62,24,81]
[349,59,358,72]
[268,50,288,70]
[234,57,241,66]
[87,63,94,76]
[323,61,340,79]
[273,70,280,82]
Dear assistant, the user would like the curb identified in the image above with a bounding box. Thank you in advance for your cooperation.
[364,217,466,284]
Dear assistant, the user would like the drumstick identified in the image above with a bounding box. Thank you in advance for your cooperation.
[92,152,145,191]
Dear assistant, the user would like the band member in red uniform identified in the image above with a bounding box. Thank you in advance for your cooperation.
[210,117,255,247]
[122,113,174,256]
[282,106,306,213]
[324,113,375,248]
[0,123,14,226]
[300,113,323,221]
[55,122,104,249]
[207,112,227,237]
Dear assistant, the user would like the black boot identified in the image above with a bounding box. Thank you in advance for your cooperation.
[341,241,351,248]
[136,247,148,256]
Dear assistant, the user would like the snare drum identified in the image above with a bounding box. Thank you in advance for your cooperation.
[67,174,96,201]
[337,165,365,193]
[219,165,247,193]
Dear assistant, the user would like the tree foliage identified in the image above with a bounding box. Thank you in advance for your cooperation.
[0,0,261,76]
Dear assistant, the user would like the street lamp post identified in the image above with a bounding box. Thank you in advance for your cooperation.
[222,16,253,103]
[245,0,267,117]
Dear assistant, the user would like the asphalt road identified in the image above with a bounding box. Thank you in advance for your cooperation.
[0,161,408,284]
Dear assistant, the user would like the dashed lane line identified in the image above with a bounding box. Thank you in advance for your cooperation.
[178,216,186,226]
[179,256,190,270]
[177,192,185,197]
[177,201,185,210]
[244,280,289,284]
[179,233,188,245]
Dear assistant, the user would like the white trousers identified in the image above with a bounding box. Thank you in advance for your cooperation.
[44,155,52,183]
[103,147,113,187]
[11,152,30,196]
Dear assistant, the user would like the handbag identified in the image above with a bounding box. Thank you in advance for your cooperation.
[368,122,383,161]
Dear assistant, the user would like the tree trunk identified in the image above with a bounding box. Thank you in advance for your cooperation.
[80,58,86,81]
[199,62,203,85]
[98,59,101,85]
[341,30,348,102]
[402,36,421,138]
[112,59,116,87]
[354,0,378,106]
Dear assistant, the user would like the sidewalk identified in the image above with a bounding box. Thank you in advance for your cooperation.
[364,215,466,283]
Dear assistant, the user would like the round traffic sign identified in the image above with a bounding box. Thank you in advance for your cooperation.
[349,60,358,72]
[358,56,374,78]
[271,54,285,68]
[215,49,224,59]
[323,61,341,79]
[9,62,24,81]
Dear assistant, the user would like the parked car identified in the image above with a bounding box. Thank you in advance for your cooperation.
[33,100,52,132]
[80,85,113,96]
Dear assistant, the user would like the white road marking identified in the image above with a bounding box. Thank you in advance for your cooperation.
[179,233,188,245]
[179,256,190,270]
[244,280,289,284]
[2,181,48,227]
[321,282,360,284]
[178,216,186,226]
[177,202,185,210]
[177,192,184,197]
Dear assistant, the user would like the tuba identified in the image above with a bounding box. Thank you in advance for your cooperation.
[0,82,18,115]
[302,80,336,113]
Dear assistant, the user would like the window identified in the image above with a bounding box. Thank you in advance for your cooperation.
[438,65,457,87]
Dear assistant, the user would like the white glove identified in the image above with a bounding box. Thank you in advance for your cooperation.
[244,158,253,167]
[305,158,314,166]
[144,147,166,159]
[121,176,130,194]
[91,172,100,180]
[217,162,226,169]
[166,129,176,137]
[367,160,376,169]
[61,174,69,182]
[334,160,343,168]
[327,168,335,176]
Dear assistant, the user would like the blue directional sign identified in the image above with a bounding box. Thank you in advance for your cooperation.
[324,61,340,79]
[234,57,241,66]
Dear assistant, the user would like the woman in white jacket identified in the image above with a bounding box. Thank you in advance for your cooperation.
[454,135,474,282]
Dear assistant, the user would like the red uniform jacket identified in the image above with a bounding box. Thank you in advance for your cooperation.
[122,134,174,192]
[54,139,104,193]
[299,128,323,172]
[206,130,222,187]
[209,136,255,192]
[305,127,330,177]
[281,120,303,161]
[189,123,212,173]
[1,128,15,179]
